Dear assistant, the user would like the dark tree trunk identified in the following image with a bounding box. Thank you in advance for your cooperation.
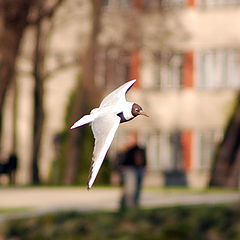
[63,0,103,185]
[210,95,240,188]
[0,0,32,149]
[30,0,64,184]
[32,19,45,184]
[12,77,18,152]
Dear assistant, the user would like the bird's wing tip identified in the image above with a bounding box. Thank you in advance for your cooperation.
[130,79,136,84]
[125,79,136,94]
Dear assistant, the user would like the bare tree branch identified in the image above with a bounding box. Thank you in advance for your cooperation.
[27,0,64,25]
[18,57,80,79]
[44,57,80,80]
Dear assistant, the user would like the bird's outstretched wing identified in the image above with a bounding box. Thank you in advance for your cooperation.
[70,114,95,129]
[88,113,120,189]
[99,79,136,108]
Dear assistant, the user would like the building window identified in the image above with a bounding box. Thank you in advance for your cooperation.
[197,0,240,7]
[147,133,160,170]
[194,130,220,170]
[196,49,240,89]
[161,0,186,8]
[147,131,183,171]
[153,52,183,89]
[147,130,220,172]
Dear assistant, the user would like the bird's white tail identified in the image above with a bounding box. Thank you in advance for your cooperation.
[70,114,94,129]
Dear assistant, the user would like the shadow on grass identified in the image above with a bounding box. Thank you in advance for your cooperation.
[1,203,240,240]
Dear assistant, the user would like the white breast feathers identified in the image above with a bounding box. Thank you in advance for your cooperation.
[121,102,134,121]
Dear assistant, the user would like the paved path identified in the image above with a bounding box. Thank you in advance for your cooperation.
[0,187,239,221]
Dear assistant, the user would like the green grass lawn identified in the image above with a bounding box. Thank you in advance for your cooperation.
[0,207,32,214]
[1,203,240,240]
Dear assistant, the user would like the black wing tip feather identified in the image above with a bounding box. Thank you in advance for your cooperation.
[125,79,136,94]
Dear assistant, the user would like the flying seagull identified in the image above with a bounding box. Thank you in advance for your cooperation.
[70,79,149,189]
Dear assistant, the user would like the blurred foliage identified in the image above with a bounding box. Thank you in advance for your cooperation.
[2,203,240,240]
[48,77,111,186]
[48,87,76,185]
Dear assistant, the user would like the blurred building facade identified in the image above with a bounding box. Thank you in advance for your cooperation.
[1,0,240,187]
[101,0,240,188]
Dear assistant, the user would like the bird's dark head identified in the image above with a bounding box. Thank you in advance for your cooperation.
[131,103,149,118]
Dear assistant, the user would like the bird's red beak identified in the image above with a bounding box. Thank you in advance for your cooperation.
[139,110,149,117]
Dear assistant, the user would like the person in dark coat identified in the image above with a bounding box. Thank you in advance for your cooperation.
[118,133,146,209]
[124,144,146,206]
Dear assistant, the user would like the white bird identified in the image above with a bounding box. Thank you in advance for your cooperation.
[70,79,149,189]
